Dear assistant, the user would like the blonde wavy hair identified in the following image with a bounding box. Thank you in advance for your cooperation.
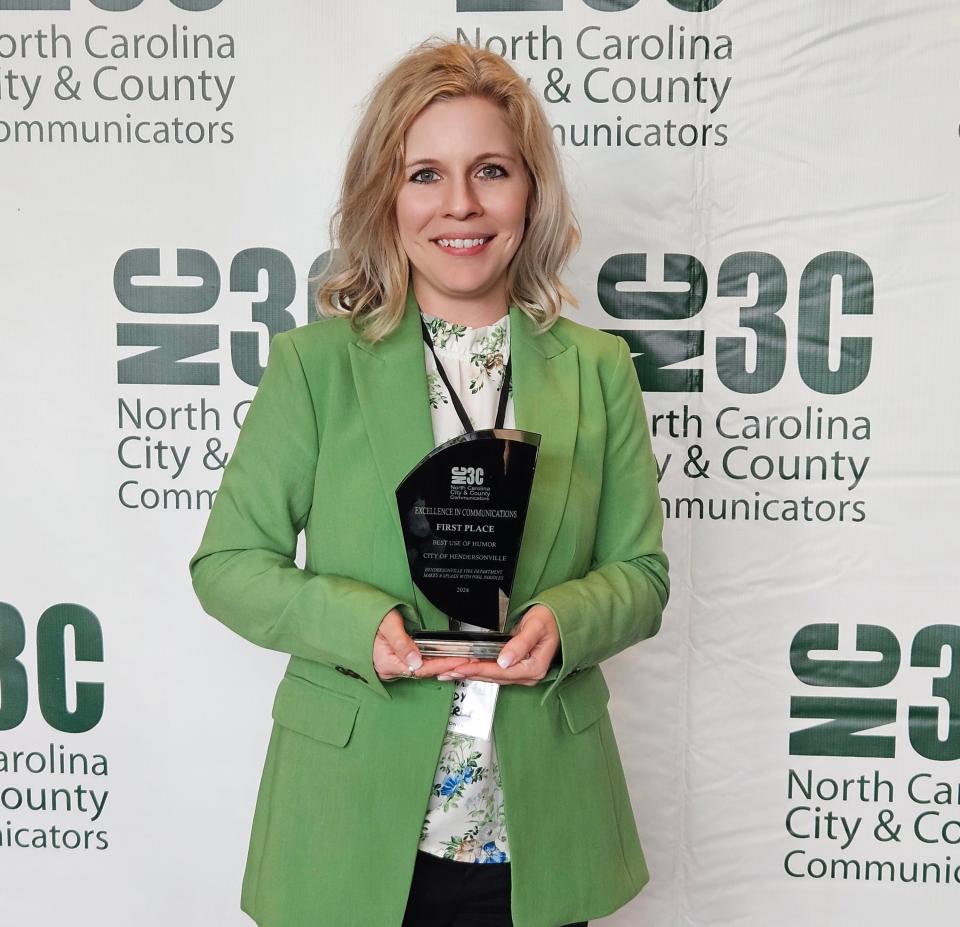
[313,35,581,343]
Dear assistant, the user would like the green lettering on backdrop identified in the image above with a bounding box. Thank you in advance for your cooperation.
[0,604,28,730]
[0,0,223,8]
[599,251,707,392]
[797,251,874,394]
[790,623,898,757]
[115,247,220,385]
[715,252,788,394]
[116,248,220,314]
[909,625,960,761]
[117,323,220,385]
[582,0,642,10]
[86,1,225,14]
[0,1,69,9]
[456,1,563,11]
[663,0,725,11]
[116,247,297,385]
[790,624,960,761]
[600,250,873,394]
[37,603,104,733]
[456,0,725,11]
[790,696,897,758]
[229,248,297,386]
[88,0,148,9]
[791,623,900,688]
[0,603,104,731]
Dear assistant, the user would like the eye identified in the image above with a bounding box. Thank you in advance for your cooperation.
[409,168,439,184]
[478,163,508,180]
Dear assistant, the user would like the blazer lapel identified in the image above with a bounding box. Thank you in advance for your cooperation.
[507,303,580,623]
[348,286,438,628]
[348,282,580,633]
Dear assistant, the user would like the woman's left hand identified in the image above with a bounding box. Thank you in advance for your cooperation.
[441,604,560,686]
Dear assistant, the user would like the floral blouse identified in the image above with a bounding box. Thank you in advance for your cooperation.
[417,308,514,864]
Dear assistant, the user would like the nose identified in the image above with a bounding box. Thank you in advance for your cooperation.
[442,175,482,219]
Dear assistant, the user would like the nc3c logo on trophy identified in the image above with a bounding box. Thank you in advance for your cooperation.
[457,1,725,13]
[452,466,486,487]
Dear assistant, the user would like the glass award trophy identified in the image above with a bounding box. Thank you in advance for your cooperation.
[395,428,541,660]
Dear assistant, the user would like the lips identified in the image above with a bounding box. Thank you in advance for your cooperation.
[431,235,495,256]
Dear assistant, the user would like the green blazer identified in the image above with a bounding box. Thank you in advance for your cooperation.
[189,283,669,927]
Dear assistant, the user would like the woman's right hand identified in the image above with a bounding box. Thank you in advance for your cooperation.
[373,608,474,682]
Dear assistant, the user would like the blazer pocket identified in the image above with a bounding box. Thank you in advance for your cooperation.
[557,665,610,734]
[272,674,361,747]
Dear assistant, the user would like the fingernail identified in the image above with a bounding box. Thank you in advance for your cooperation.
[437,672,462,681]
[406,653,423,671]
[497,653,514,669]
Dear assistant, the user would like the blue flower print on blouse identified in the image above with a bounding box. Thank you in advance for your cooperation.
[420,731,509,863]
[479,841,508,864]
[439,773,461,799]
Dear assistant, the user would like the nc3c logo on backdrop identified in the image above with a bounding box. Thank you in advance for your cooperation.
[115,247,304,387]
[602,251,874,396]
[790,623,960,762]
[0,603,104,734]
[114,247,873,395]
[457,1,725,12]
[0,0,223,10]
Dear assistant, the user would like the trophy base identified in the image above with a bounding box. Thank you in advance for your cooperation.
[411,631,512,661]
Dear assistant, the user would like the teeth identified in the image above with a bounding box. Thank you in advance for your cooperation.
[436,237,489,249]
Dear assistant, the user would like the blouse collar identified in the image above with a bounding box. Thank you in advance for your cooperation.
[420,308,510,358]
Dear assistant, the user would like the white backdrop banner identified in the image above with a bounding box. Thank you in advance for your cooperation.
[1,1,959,924]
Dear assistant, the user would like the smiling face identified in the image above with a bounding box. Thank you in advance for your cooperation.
[395,95,531,325]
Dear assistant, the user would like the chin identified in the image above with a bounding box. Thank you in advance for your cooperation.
[443,282,503,299]
[421,272,500,293]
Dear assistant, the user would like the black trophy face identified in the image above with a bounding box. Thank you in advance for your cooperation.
[396,428,540,631]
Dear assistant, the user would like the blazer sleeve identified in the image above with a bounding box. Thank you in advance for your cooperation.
[188,329,413,700]
[514,335,670,705]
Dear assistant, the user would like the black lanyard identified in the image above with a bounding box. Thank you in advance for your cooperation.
[421,315,512,434]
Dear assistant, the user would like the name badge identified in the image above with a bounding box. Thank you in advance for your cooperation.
[448,679,500,740]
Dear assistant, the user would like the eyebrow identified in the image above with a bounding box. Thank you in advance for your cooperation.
[404,152,518,169]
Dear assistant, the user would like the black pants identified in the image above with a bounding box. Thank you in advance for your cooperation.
[402,850,588,927]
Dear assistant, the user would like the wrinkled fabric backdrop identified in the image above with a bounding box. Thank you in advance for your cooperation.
[2,0,958,924]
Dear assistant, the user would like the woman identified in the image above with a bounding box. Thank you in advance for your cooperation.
[189,37,669,927]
